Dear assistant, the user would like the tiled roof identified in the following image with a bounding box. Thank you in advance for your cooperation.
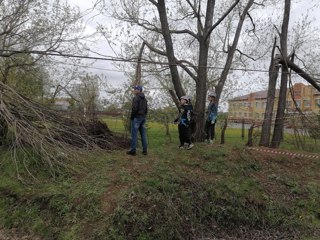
[230,90,280,101]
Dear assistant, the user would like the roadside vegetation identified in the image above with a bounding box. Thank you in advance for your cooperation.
[0,119,319,239]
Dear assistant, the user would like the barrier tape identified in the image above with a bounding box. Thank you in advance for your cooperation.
[247,147,320,159]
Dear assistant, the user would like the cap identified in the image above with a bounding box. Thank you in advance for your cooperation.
[133,85,143,91]
[208,91,216,97]
[181,95,191,101]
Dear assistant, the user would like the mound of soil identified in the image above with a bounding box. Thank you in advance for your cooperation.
[55,119,129,150]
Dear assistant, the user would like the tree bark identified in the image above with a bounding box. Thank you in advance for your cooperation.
[271,0,291,148]
[215,0,255,103]
[259,37,280,147]
[220,117,228,144]
[0,98,8,146]
[157,0,186,98]
[193,0,215,141]
[246,123,255,146]
[135,42,146,85]
[282,60,320,92]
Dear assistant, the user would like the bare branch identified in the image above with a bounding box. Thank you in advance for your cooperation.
[148,0,158,7]
[205,0,240,41]
[246,12,256,35]
[235,48,257,61]
[185,0,204,34]
[169,29,198,39]
[174,58,198,82]
[273,24,281,38]
[141,37,167,56]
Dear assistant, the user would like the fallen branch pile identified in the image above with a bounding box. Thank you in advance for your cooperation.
[0,81,128,178]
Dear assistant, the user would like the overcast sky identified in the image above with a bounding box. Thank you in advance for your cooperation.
[63,0,127,87]
[64,0,320,92]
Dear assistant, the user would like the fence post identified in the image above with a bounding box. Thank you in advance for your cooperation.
[241,119,245,140]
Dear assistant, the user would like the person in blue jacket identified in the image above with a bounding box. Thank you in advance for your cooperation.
[205,91,218,144]
[174,95,194,150]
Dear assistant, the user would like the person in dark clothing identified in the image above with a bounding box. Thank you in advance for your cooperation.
[204,91,218,144]
[174,95,194,150]
[127,85,148,156]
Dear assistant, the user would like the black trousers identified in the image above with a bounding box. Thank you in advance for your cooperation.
[178,124,191,145]
[204,120,215,140]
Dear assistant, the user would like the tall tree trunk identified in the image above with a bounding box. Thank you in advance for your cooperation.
[271,0,291,148]
[193,0,215,141]
[0,93,8,146]
[194,40,209,140]
[259,37,280,146]
[157,0,185,98]
[0,67,10,145]
[220,117,228,144]
[246,123,255,146]
[215,0,255,103]
[135,42,146,85]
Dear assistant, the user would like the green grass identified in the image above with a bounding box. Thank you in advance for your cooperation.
[103,116,319,153]
[0,118,319,239]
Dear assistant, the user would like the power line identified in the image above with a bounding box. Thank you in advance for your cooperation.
[41,59,126,73]
[1,49,320,78]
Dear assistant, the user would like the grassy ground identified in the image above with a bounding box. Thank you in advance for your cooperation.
[0,119,319,239]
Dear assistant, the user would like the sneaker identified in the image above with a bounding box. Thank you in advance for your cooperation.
[142,151,148,155]
[126,150,136,156]
[178,145,185,149]
[186,143,194,150]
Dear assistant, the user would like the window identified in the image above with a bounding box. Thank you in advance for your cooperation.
[286,101,292,108]
[303,100,310,108]
[315,99,320,108]
[262,101,267,109]
[296,100,301,108]
[255,102,259,108]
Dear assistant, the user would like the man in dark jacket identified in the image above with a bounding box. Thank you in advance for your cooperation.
[127,85,148,156]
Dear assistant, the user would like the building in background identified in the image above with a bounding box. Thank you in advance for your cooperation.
[53,98,70,110]
[228,83,320,123]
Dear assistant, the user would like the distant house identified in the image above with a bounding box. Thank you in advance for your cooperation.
[53,98,70,110]
[228,83,320,122]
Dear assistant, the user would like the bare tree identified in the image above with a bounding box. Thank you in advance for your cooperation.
[270,0,290,148]
[259,37,280,147]
[103,0,260,140]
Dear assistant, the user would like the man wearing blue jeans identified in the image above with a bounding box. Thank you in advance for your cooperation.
[127,85,148,156]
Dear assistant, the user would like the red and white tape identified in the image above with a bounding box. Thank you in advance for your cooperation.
[248,147,320,159]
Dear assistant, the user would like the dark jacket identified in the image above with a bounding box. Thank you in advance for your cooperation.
[131,93,148,119]
[175,104,193,127]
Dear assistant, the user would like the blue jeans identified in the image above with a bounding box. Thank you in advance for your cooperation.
[204,120,215,140]
[130,118,147,152]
